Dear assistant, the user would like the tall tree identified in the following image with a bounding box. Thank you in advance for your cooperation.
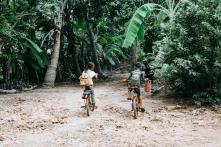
[43,0,68,86]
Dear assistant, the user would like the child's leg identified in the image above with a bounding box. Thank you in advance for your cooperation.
[128,88,132,99]
[137,88,145,112]
[90,87,95,104]
[136,88,142,105]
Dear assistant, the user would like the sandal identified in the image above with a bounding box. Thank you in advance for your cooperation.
[140,107,145,112]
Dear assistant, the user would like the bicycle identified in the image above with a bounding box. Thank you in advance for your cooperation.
[129,85,141,119]
[82,88,95,116]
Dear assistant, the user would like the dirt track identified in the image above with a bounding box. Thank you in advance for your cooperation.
[0,75,221,147]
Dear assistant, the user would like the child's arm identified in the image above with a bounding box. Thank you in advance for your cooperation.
[91,71,98,79]
[94,73,98,79]
[140,71,145,83]
[125,73,132,82]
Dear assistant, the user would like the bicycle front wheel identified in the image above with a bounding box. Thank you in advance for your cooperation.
[132,98,138,119]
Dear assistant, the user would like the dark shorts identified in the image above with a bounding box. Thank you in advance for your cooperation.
[129,86,141,96]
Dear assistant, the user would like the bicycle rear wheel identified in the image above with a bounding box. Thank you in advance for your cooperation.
[91,97,95,112]
[85,96,90,116]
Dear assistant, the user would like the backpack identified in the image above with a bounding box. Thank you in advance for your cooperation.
[79,71,93,87]
[130,71,141,85]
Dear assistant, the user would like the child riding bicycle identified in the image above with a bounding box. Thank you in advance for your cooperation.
[127,62,145,112]
[79,62,98,106]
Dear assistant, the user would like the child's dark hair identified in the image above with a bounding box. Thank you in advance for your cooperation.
[87,62,95,70]
[134,62,141,69]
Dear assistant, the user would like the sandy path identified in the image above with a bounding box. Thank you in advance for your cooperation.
[0,76,221,147]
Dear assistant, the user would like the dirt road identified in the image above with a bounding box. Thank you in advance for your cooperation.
[0,75,221,147]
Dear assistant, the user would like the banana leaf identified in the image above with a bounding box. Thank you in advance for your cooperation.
[23,37,48,68]
[137,23,144,40]
[123,4,154,48]
[106,56,116,66]
[24,38,42,53]
[23,42,44,68]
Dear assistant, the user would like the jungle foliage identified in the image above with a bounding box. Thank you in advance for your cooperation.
[123,0,221,105]
[0,0,221,105]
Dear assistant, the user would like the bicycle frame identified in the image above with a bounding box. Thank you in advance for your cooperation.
[130,86,140,119]
[82,90,94,116]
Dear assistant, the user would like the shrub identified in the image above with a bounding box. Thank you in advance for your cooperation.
[152,0,221,105]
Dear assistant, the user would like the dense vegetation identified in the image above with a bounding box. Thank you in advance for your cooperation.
[0,0,220,105]
[152,0,221,105]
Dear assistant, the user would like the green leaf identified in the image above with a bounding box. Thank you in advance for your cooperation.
[154,11,168,26]
[22,37,48,68]
[74,19,86,31]
[0,75,3,80]
[106,44,121,55]
[24,42,44,68]
[106,56,116,66]
[137,23,144,40]
[23,37,42,53]
[97,18,108,29]
[109,35,124,43]
[122,0,182,48]
[41,52,49,66]
[122,4,155,48]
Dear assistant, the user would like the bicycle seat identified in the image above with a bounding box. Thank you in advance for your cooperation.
[130,86,139,89]
[133,92,138,96]
[83,90,92,95]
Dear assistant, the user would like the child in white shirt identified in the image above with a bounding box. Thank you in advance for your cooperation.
[81,62,98,106]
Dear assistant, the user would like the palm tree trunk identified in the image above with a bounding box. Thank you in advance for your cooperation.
[86,22,102,75]
[43,30,60,86]
[43,0,67,86]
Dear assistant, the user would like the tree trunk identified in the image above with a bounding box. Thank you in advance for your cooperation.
[43,0,67,86]
[86,22,103,75]
[43,30,61,86]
